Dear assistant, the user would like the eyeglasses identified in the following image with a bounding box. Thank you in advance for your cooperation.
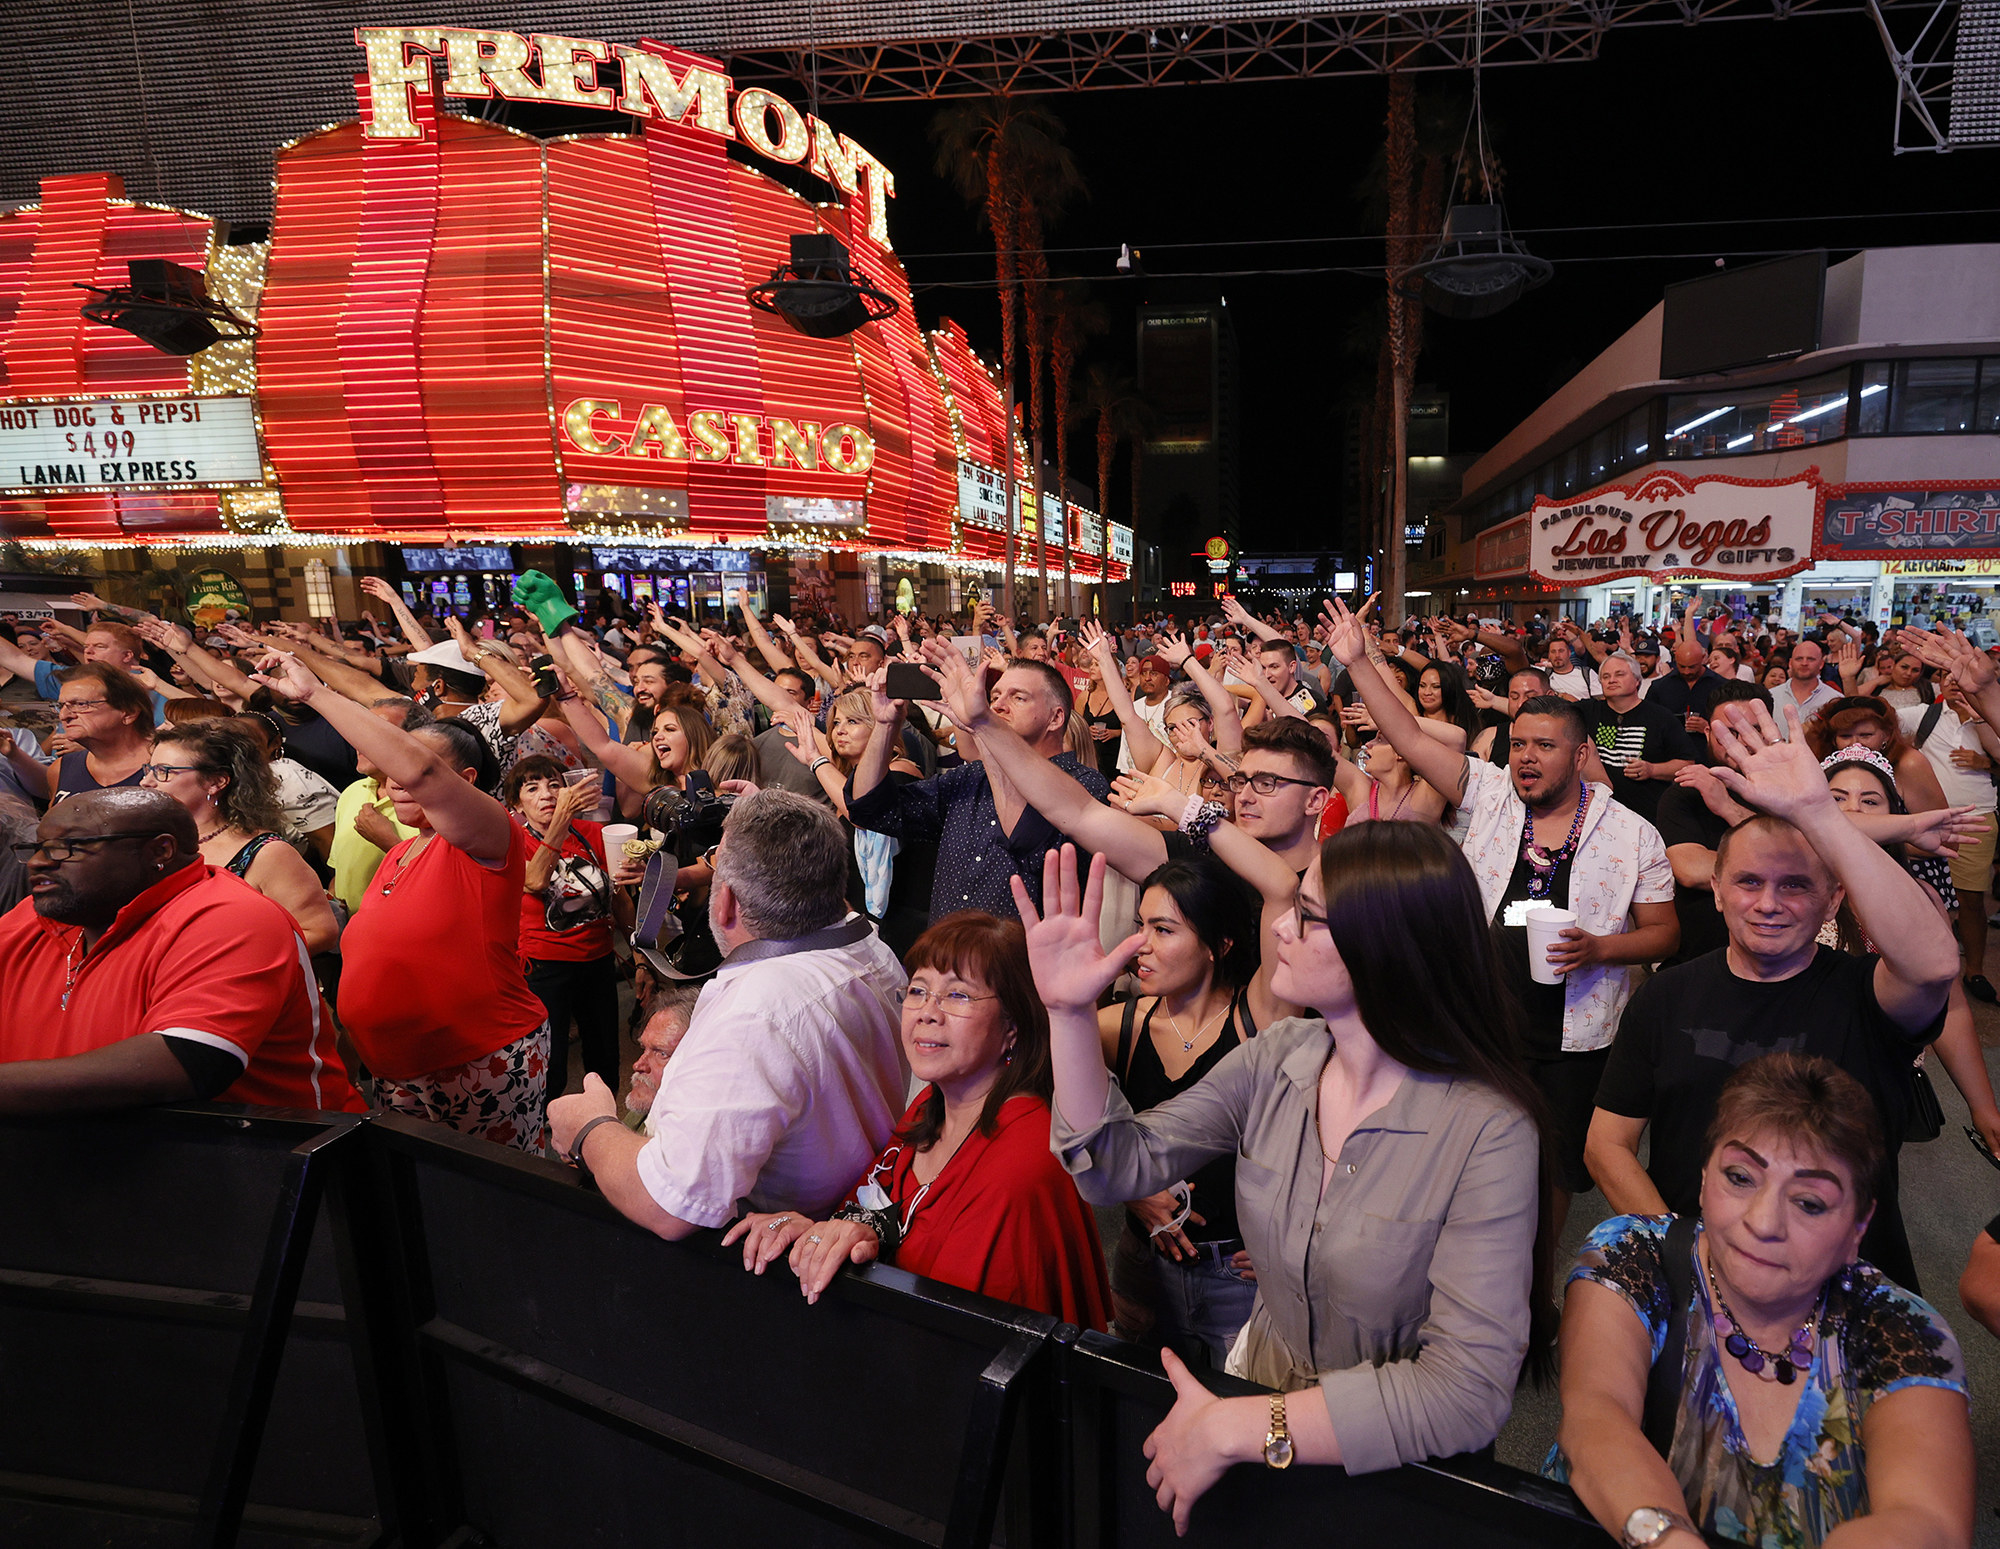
[10,831,170,863]
[1294,895,1331,933]
[1225,771,1322,795]
[56,698,110,717]
[901,983,998,1014]
[139,763,208,782]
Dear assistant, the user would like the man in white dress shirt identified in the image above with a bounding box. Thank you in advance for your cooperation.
[549,789,908,1236]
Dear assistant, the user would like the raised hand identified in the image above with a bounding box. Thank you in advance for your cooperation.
[1078,618,1116,661]
[920,637,989,731]
[776,702,830,767]
[1218,594,1253,628]
[136,617,195,655]
[359,576,400,605]
[768,611,798,638]
[863,665,905,726]
[1899,624,1998,695]
[249,649,322,704]
[1903,803,1984,858]
[1319,596,1372,667]
[1708,702,1833,820]
[1155,629,1192,668]
[1113,769,1194,821]
[1011,846,1143,1014]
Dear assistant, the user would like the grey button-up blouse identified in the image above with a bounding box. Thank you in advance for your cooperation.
[1050,1015,1538,1475]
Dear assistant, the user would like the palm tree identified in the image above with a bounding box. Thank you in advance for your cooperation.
[1079,367,1150,611]
[931,93,1083,622]
[1044,281,1107,613]
[1380,75,1450,626]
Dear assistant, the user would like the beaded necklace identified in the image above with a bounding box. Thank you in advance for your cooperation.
[1519,785,1589,900]
[1708,1250,1825,1386]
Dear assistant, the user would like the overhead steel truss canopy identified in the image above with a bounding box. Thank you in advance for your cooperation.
[1867,0,2000,149]
[706,0,1994,154]
[0,0,1991,225]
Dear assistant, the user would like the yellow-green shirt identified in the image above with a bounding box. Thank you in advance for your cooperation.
[330,777,418,915]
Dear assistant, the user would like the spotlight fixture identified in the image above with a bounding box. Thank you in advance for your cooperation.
[1395,204,1553,320]
[75,259,258,356]
[747,234,898,339]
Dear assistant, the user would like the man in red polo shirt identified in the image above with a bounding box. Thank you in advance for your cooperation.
[0,788,363,1113]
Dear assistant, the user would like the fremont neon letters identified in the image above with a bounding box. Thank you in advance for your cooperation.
[355,29,897,246]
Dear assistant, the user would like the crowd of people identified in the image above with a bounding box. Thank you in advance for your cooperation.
[3,577,1999,1546]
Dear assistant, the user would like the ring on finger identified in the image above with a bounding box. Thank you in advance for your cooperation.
[808,1233,822,1244]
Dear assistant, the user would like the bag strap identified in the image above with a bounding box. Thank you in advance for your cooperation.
[1916,698,1946,749]
[1116,995,1140,1079]
[717,912,875,969]
[1643,1214,1700,1457]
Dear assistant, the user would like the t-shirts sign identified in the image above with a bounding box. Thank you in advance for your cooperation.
[1530,467,1818,586]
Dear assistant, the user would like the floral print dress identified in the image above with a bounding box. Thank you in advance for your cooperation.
[1545,1214,1966,1548]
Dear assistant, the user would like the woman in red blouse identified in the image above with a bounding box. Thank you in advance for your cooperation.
[726,911,1111,1330]
[257,651,552,1151]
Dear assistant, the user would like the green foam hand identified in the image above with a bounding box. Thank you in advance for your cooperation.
[511,570,579,635]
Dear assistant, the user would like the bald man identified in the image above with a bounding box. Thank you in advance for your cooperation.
[0,789,361,1114]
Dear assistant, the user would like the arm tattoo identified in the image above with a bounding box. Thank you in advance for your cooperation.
[589,676,633,719]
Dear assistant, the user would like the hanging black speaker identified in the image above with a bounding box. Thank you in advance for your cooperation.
[748,234,898,339]
[76,259,257,356]
[1396,204,1553,321]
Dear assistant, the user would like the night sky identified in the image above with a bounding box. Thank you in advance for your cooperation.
[823,14,2000,547]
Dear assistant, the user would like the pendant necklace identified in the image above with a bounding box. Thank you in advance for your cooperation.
[59,932,85,1011]
[1164,997,1228,1054]
[1520,785,1589,901]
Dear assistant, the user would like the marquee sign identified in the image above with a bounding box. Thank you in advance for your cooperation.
[0,395,262,493]
[1474,515,1529,580]
[1529,468,1818,586]
[1818,485,2000,558]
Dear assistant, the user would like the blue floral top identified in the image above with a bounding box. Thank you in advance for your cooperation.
[1544,1214,1966,1548]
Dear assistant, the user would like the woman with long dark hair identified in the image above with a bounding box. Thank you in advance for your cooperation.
[1096,857,1268,1365]
[1417,658,1485,748]
[1019,827,1552,1532]
[725,910,1111,1328]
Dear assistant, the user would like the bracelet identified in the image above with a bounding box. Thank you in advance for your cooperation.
[1178,792,1205,831]
[566,1113,620,1172]
[810,756,832,774]
[833,1203,900,1253]
[1180,800,1228,849]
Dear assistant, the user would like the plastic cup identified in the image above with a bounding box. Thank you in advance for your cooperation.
[601,823,638,858]
[562,765,600,788]
[1523,905,1578,985]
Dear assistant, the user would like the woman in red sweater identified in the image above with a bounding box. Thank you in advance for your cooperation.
[726,911,1111,1330]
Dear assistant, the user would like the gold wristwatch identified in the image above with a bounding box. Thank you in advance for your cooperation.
[1261,1393,1294,1469]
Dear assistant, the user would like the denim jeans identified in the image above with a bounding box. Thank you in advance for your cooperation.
[1111,1222,1258,1371]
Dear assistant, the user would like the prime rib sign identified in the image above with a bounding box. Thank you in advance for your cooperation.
[1529,468,1819,587]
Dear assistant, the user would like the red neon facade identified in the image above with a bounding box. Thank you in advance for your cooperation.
[0,39,1129,582]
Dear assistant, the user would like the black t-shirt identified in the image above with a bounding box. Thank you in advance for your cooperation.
[1595,945,1940,1285]
[1643,669,1731,723]
[1580,696,1695,827]
[1652,784,1733,968]
[1491,845,1573,1059]
[278,711,359,791]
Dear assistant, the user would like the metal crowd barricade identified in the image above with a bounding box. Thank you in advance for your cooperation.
[0,1105,377,1548]
[0,1106,1644,1548]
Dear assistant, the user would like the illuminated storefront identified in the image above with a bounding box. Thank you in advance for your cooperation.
[1450,245,2000,630]
[0,30,1128,606]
